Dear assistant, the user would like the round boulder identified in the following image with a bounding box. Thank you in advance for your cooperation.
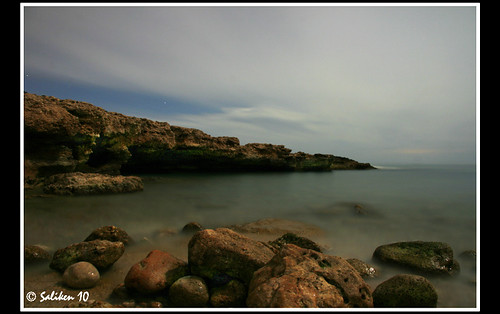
[168,276,209,307]
[63,261,100,289]
[372,274,438,307]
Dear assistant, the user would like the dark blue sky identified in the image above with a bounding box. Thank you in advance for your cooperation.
[22,5,478,164]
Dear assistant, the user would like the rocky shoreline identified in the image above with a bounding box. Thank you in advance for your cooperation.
[24,92,375,194]
[24,221,476,308]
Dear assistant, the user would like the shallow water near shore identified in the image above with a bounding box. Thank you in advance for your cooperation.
[23,164,477,308]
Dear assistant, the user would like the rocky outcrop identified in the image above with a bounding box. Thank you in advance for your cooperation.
[24,92,375,183]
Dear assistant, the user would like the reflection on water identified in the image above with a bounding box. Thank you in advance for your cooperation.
[23,164,477,307]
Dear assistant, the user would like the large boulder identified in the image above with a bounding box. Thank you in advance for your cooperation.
[43,172,143,195]
[372,241,460,276]
[246,244,373,308]
[372,274,438,307]
[50,240,124,272]
[124,250,189,294]
[188,228,275,285]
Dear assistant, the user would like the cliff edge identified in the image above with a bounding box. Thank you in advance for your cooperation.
[24,92,374,183]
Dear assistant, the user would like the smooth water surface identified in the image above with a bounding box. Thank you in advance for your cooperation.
[23,164,477,307]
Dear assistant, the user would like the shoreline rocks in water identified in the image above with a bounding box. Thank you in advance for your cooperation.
[372,241,460,276]
[23,92,375,192]
[25,222,466,308]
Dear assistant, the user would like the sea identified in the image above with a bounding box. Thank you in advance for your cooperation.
[23,163,478,308]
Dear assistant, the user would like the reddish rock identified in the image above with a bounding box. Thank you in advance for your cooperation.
[124,250,188,294]
[188,228,275,285]
[246,244,373,308]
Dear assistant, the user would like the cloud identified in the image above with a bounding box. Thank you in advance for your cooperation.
[23,5,477,164]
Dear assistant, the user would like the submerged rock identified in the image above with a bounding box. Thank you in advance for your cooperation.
[24,245,51,264]
[124,250,188,295]
[372,274,438,307]
[85,225,133,245]
[372,241,460,276]
[43,172,143,195]
[50,240,124,272]
[268,232,323,252]
[246,244,373,308]
[188,228,275,285]
[181,222,204,234]
[227,218,324,237]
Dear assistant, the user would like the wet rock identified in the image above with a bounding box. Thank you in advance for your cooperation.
[246,244,373,308]
[210,279,247,307]
[188,228,275,285]
[85,225,133,245]
[25,245,51,264]
[43,172,143,195]
[63,261,100,288]
[124,250,188,294]
[168,276,209,307]
[50,240,124,272]
[346,258,378,278]
[268,232,323,252]
[372,274,438,307]
[181,222,203,234]
[372,241,460,276]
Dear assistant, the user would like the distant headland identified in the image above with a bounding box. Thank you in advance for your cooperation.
[24,92,375,187]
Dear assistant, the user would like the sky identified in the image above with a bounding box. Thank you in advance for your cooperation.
[22,4,478,165]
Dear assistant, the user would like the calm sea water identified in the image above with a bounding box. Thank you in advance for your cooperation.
[23,164,478,307]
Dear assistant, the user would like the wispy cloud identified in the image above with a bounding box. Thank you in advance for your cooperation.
[23,5,477,164]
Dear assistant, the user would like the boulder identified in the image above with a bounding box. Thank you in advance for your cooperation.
[50,240,124,272]
[209,279,247,307]
[246,244,373,308]
[168,276,209,307]
[372,274,438,307]
[124,250,188,294]
[43,172,143,195]
[85,225,133,245]
[188,228,275,285]
[372,241,460,276]
[63,261,100,288]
